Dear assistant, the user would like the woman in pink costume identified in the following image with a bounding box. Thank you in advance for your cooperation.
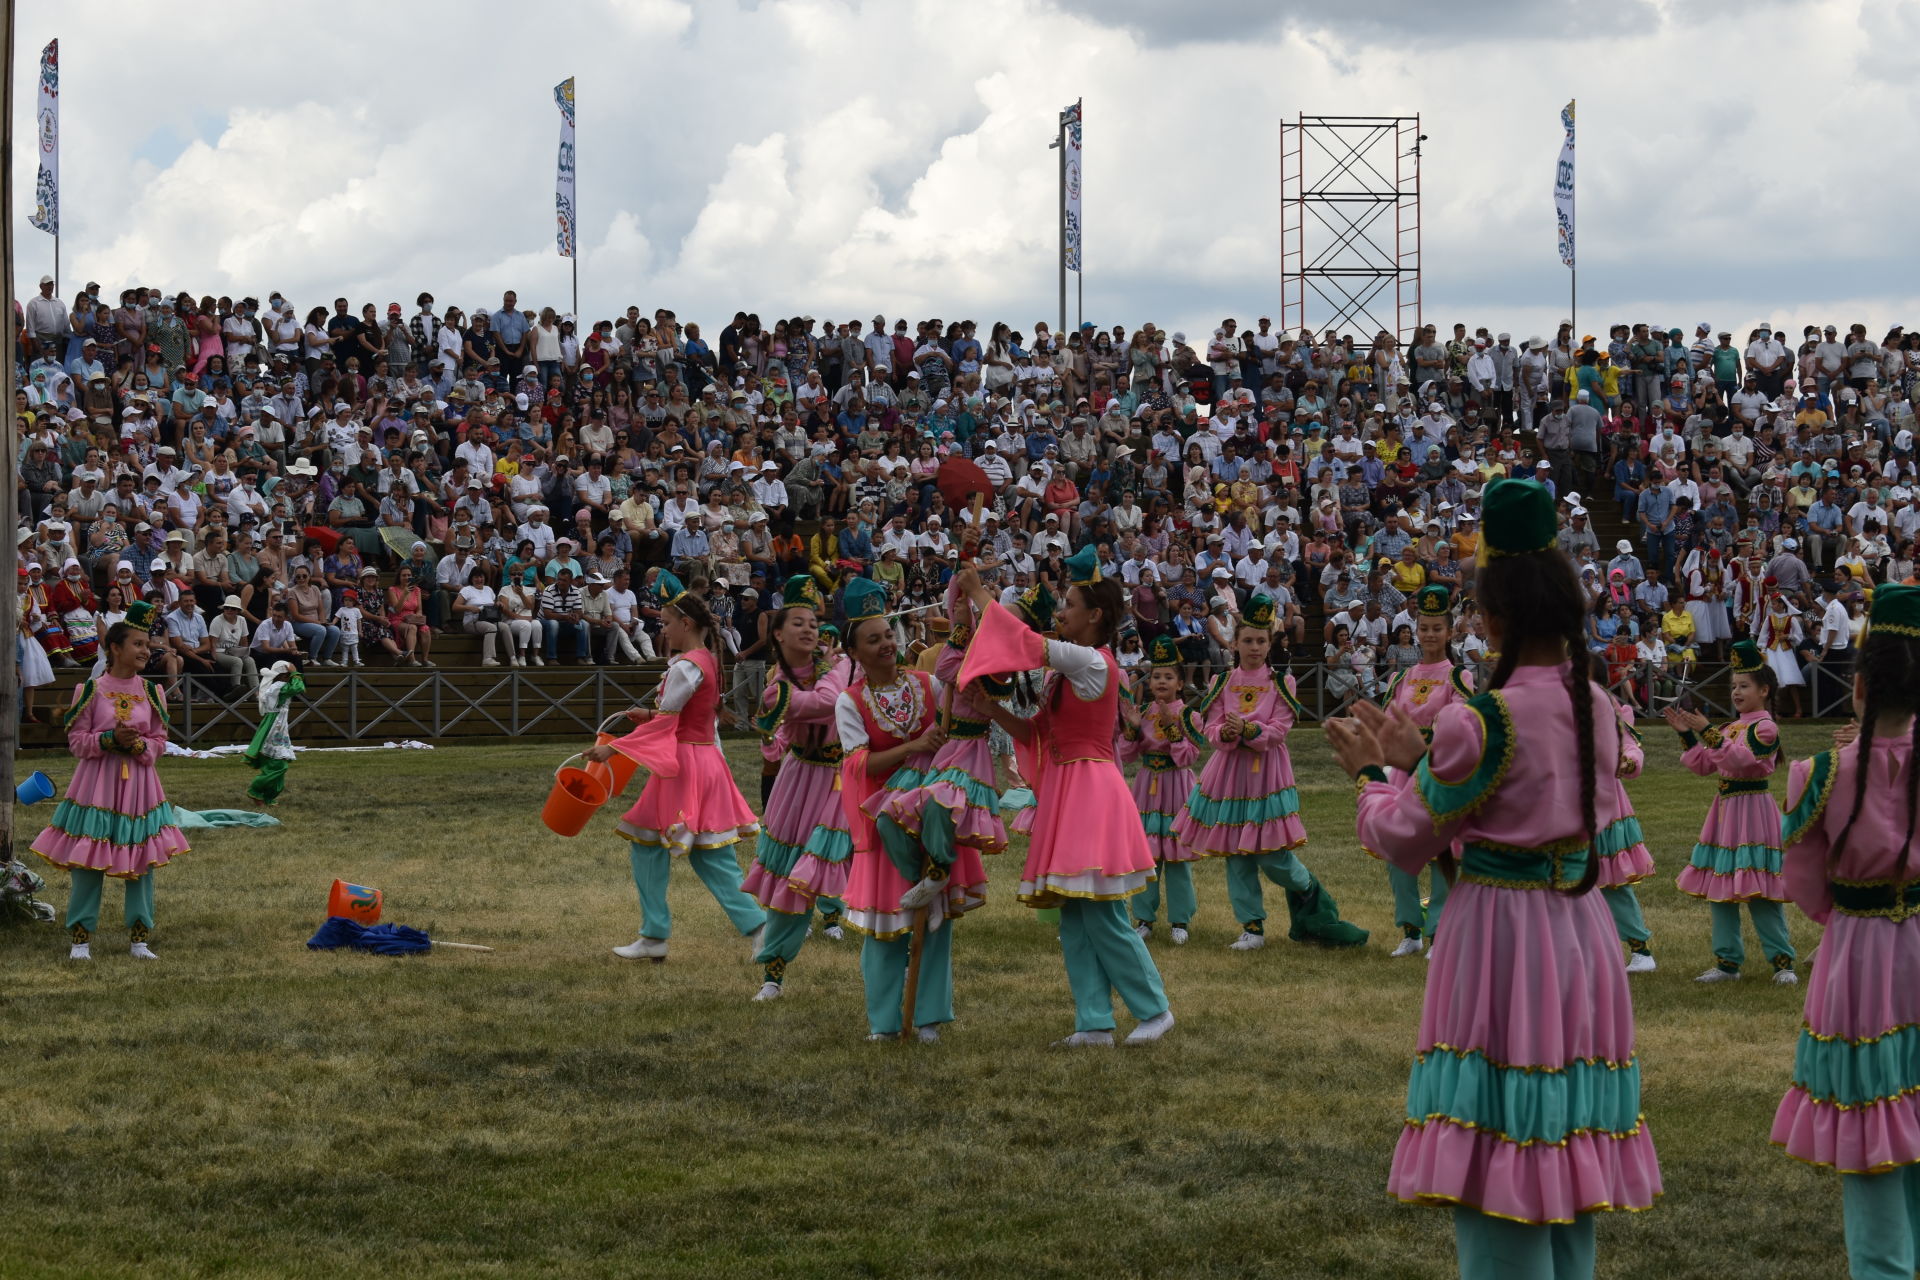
[955,548,1174,1048]
[835,577,987,1043]
[1173,593,1367,951]
[1590,652,1658,974]
[1666,640,1796,984]
[586,570,764,964]
[1122,635,1203,945]
[32,603,189,961]
[1374,583,1474,958]
[1772,587,1920,1279]
[740,575,852,1002]
[1330,478,1660,1280]
[875,575,1008,859]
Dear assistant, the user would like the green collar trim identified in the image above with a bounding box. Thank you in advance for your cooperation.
[1781,750,1837,848]
[1414,690,1516,829]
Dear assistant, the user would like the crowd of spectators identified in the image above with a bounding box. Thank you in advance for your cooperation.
[13,281,1915,718]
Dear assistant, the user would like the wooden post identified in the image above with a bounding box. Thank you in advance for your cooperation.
[0,0,21,866]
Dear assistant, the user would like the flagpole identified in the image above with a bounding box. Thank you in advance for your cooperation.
[1075,97,1083,333]
[571,80,579,321]
[1569,98,1576,337]
[1056,106,1066,337]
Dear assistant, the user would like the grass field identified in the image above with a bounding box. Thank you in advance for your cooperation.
[0,724,1852,1279]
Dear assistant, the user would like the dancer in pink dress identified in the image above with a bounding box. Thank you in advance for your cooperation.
[32,602,189,961]
[1374,584,1474,957]
[1330,478,1660,1279]
[586,570,764,964]
[955,549,1173,1047]
[1667,639,1796,984]
[740,576,852,1002]
[1122,635,1203,944]
[1590,653,1657,973]
[1173,593,1367,951]
[1772,585,1920,1279]
[835,578,987,1042]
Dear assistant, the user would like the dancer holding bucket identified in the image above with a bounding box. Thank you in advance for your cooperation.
[740,576,855,1002]
[31,603,190,961]
[585,570,764,963]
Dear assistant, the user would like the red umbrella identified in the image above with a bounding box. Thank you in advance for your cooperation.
[934,457,996,558]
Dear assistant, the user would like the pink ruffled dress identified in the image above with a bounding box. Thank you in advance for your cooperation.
[1354,662,1662,1225]
[33,675,190,878]
[1118,696,1201,863]
[875,635,1008,856]
[838,671,989,939]
[1598,700,1655,887]
[610,648,759,852]
[741,655,852,913]
[1772,739,1920,1173]
[1674,710,1785,902]
[1172,668,1308,858]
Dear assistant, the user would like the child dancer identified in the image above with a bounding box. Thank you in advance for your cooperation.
[1591,652,1658,973]
[1375,584,1473,956]
[954,550,1173,1046]
[1330,477,1660,1278]
[1122,635,1203,944]
[31,603,191,960]
[1772,585,1920,1278]
[245,660,305,806]
[1173,594,1368,951]
[586,570,765,963]
[836,578,988,1042]
[740,576,852,1002]
[1667,639,1796,984]
[335,588,365,666]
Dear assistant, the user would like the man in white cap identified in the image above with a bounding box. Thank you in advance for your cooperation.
[26,274,67,350]
[211,595,262,695]
[1609,539,1645,585]
[752,460,788,523]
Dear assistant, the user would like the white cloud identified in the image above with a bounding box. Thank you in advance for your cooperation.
[11,0,1916,348]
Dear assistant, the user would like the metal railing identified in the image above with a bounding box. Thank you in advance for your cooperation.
[167,667,663,745]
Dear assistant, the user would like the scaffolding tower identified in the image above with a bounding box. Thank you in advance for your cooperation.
[1279,114,1422,347]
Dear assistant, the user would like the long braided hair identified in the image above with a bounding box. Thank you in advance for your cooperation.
[1827,630,1920,883]
[1475,546,1603,897]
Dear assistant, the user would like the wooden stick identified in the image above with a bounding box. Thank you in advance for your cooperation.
[430,941,495,952]
[901,905,928,1045]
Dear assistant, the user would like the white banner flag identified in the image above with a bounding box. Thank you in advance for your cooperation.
[1554,99,1575,269]
[554,77,576,259]
[1063,101,1082,274]
[30,39,58,236]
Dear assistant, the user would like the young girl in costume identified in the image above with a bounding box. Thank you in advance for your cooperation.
[1173,593,1368,951]
[835,578,988,1042]
[586,570,765,964]
[954,549,1172,1046]
[31,603,191,961]
[1587,651,1659,973]
[1122,635,1203,944]
[740,576,852,1002]
[1374,584,1473,957]
[244,660,305,806]
[1772,585,1920,1278]
[1666,639,1796,984]
[1330,477,1660,1279]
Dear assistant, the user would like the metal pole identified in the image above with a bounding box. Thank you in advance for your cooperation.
[1057,108,1066,338]
[0,0,21,863]
[1075,97,1083,334]
[571,80,579,320]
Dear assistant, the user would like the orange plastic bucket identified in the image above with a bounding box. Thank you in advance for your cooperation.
[327,879,382,925]
[591,715,640,797]
[543,754,612,837]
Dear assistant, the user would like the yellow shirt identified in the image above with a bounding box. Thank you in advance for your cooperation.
[1661,610,1695,645]
[1390,561,1426,594]
[1599,366,1621,399]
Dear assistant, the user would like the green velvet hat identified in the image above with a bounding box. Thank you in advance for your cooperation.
[1869,584,1920,639]
[1416,584,1452,617]
[842,577,889,622]
[780,574,824,613]
[655,569,691,609]
[1014,580,1056,632]
[1148,634,1182,668]
[1478,478,1558,565]
[123,600,158,634]
[1730,639,1765,674]
[1064,544,1102,586]
[1240,593,1276,630]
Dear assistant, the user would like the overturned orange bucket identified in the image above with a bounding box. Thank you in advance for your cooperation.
[543,754,612,837]
[327,879,382,924]
[591,715,640,797]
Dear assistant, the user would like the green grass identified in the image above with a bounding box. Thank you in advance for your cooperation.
[0,726,1851,1278]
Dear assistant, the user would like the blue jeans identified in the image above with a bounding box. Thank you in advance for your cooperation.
[292,621,341,663]
[1643,531,1676,575]
[541,617,589,660]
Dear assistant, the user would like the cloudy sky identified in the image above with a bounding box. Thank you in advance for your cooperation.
[13,0,1914,346]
